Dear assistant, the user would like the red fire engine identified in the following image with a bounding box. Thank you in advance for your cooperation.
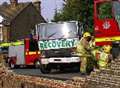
[94,0,120,46]
[8,38,41,68]
[94,0,120,58]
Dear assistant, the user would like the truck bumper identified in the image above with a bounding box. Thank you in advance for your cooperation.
[41,57,80,64]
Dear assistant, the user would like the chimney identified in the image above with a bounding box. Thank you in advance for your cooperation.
[10,0,18,7]
[32,0,41,14]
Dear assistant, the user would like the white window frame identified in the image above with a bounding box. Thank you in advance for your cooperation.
[0,25,3,41]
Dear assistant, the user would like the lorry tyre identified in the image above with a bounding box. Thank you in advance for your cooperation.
[59,66,66,72]
[40,64,51,74]
[112,41,120,59]
[34,60,41,68]
[9,61,15,69]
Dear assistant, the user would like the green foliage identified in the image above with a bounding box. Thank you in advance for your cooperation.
[53,0,94,32]
[98,2,112,19]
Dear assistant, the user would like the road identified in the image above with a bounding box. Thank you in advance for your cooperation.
[12,68,82,80]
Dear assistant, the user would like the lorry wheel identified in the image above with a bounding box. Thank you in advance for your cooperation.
[59,66,66,72]
[112,41,120,59]
[40,64,51,74]
[112,47,120,59]
[34,60,41,68]
[9,61,15,69]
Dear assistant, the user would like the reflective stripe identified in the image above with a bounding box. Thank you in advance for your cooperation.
[98,52,108,68]
[0,41,24,47]
[29,52,36,55]
[95,36,120,42]
[25,51,40,55]
[98,60,107,66]
[38,51,41,54]
[0,43,11,47]
[25,52,29,55]
[12,41,24,45]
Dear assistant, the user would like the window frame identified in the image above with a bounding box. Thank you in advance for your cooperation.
[0,25,3,41]
[97,1,113,19]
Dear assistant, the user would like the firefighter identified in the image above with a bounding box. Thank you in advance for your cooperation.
[98,45,112,70]
[89,36,95,50]
[89,36,96,60]
[76,32,93,74]
[89,36,99,71]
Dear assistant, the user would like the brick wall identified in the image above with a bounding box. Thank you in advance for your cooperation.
[86,58,120,88]
[0,67,78,88]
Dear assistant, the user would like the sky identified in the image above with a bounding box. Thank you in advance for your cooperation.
[0,0,63,21]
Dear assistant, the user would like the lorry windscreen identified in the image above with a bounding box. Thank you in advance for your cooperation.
[38,22,78,40]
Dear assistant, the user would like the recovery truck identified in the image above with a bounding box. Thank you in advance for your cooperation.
[6,38,41,68]
[94,0,120,58]
[35,21,80,73]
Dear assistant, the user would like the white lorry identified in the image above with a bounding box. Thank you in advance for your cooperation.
[35,21,81,73]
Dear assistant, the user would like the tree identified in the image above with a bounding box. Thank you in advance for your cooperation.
[2,2,8,6]
[53,0,93,32]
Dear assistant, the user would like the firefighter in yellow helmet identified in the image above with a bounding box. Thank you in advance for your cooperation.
[98,45,112,70]
[76,32,93,74]
[89,36,96,59]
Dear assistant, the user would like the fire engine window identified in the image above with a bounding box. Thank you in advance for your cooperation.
[97,2,112,19]
[113,1,120,30]
[29,39,39,51]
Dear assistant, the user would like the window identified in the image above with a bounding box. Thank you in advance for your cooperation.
[29,39,39,51]
[97,2,112,19]
[0,26,3,41]
[38,22,78,40]
[113,1,120,30]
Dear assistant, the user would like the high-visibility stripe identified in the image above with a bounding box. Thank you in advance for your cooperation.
[25,51,40,55]
[0,43,11,47]
[95,36,120,42]
[12,41,24,45]
[38,51,41,54]
[0,41,24,47]
[29,52,37,55]
[25,52,28,55]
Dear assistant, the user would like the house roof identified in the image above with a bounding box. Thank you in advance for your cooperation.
[0,3,30,23]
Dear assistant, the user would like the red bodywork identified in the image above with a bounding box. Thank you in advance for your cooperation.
[10,38,40,65]
[25,38,40,65]
[94,0,120,46]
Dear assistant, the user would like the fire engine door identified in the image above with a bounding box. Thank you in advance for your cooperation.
[8,46,16,57]
[16,45,25,65]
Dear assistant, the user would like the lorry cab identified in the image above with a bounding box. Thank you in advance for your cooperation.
[36,21,80,73]
[94,0,120,46]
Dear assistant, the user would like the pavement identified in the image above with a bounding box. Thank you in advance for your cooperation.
[13,68,83,80]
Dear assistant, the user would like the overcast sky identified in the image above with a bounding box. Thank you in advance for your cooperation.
[0,0,63,21]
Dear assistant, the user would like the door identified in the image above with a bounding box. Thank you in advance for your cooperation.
[25,39,39,65]
[16,45,25,65]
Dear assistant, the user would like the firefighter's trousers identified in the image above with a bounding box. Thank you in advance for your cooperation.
[80,56,87,73]
[80,55,94,74]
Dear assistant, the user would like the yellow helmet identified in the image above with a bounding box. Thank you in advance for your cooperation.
[83,32,91,37]
[103,45,112,53]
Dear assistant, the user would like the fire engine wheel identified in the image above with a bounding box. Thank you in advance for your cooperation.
[9,62,15,69]
[40,64,51,74]
[34,60,41,68]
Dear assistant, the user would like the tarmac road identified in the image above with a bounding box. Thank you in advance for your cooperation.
[12,68,83,80]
